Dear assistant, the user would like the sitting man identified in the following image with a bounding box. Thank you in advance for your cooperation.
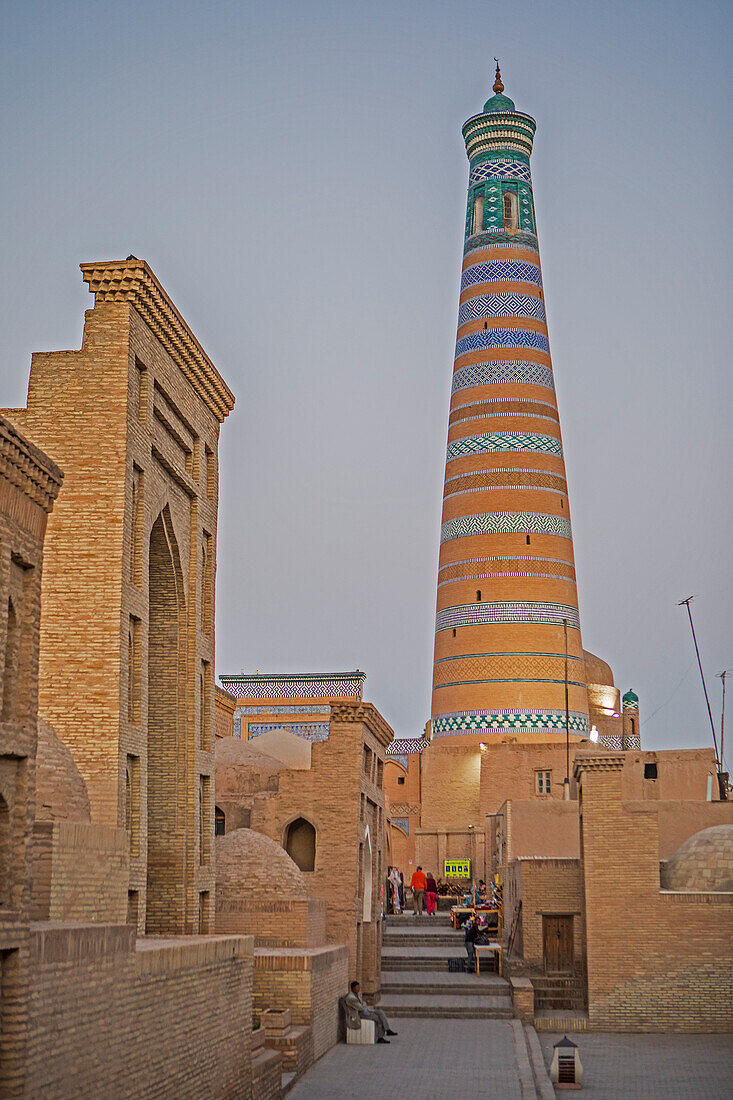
[463,914,480,971]
[345,980,398,1044]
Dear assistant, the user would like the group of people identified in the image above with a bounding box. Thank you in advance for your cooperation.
[387,865,443,916]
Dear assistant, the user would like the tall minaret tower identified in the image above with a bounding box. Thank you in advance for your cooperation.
[430,65,590,742]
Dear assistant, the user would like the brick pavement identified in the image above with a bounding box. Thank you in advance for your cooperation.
[539,1032,733,1099]
[289,1018,524,1099]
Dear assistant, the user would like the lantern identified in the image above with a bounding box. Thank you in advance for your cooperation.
[550,1035,583,1089]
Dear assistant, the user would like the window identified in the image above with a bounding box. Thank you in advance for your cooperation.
[201,532,212,634]
[284,817,316,872]
[452,628,457,638]
[397,775,405,786]
[476,590,481,601]
[526,535,531,545]
[130,465,144,585]
[128,617,141,725]
[204,444,216,501]
[644,762,657,780]
[535,770,552,795]
[200,660,211,749]
[214,806,226,836]
[503,190,518,230]
[135,358,148,422]
[472,191,484,235]
[125,755,140,856]
[199,775,210,865]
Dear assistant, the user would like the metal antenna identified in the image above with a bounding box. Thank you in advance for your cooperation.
[678,597,720,766]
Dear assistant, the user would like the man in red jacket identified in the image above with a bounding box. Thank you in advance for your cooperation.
[410,866,427,916]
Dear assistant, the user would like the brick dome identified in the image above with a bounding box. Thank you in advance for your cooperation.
[661,825,733,892]
[216,827,308,899]
[36,717,91,823]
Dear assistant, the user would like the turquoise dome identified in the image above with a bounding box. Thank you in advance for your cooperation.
[484,92,515,113]
[622,688,639,705]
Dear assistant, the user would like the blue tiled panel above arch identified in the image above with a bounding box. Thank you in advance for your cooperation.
[455,329,549,357]
[247,722,330,743]
[461,260,542,292]
[440,510,572,544]
[458,293,545,327]
[469,159,532,185]
[435,600,580,632]
[446,432,562,461]
[452,361,555,393]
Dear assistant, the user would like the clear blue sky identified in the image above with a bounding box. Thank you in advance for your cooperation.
[2,1,731,754]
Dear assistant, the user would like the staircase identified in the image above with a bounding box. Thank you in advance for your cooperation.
[379,913,512,1019]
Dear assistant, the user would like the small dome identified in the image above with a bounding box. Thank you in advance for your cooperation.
[661,825,733,892]
[623,688,639,707]
[36,717,91,823]
[484,92,516,113]
[216,828,308,898]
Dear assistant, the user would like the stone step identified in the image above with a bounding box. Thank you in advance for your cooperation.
[386,914,452,925]
[382,970,510,998]
[379,994,513,1019]
[381,946,467,973]
[383,934,462,947]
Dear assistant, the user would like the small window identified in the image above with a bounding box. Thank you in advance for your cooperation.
[535,770,552,795]
[526,535,531,545]
[472,191,484,235]
[285,817,316,872]
[214,806,226,836]
[452,628,457,638]
[397,776,405,786]
[503,190,518,231]
[644,762,657,780]
[476,590,481,601]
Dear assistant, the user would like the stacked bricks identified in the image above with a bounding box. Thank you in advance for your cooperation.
[0,413,62,1098]
[3,258,235,935]
[430,67,590,755]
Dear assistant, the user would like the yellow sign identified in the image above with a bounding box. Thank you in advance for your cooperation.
[444,859,471,878]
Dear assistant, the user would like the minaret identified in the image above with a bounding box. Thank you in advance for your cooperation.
[430,65,590,741]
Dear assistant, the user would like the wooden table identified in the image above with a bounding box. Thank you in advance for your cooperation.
[474,941,503,976]
[450,906,474,930]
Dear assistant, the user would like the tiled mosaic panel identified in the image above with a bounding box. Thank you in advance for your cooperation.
[455,329,549,357]
[464,230,539,256]
[433,652,586,687]
[450,397,559,424]
[389,754,409,770]
[247,721,330,743]
[444,467,566,497]
[447,432,563,461]
[236,704,331,716]
[392,817,409,835]
[452,361,555,393]
[438,555,576,586]
[432,710,589,735]
[221,675,363,699]
[623,735,641,750]
[461,260,542,292]
[458,293,545,327]
[436,600,580,632]
[440,511,572,543]
[469,160,532,185]
[386,738,429,756]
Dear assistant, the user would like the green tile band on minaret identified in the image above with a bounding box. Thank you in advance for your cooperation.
[430,64,590,739]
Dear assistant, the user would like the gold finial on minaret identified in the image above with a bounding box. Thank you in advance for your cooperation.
[493,58,504,94]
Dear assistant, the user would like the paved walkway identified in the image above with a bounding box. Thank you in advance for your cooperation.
[538,1032,733,1099]
[289,1018,524,1100]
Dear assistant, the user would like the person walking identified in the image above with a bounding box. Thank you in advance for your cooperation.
[425,871,438,916]
[388,866,401,914]
[410,866,427,916]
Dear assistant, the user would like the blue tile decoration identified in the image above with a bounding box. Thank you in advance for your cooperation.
[437,554,575,586]
[389,754,409,770]
[458,293,545,327]
[247,721,330,743]
[452,361,554,393]
[440,511,571,543]
[623,735,641,750]
[386,738,429,756]
[451,398,558,424]
[469,159,532,185]
[444,470,565,498]
[462,260,542,291]
[455,329,549,357]
[236,704,331,716]
[220,672,364,700]
[392,817,409,835]
[431,710,589,735]
[464,230,538,256]
[446,432,562,461]
[435,600,580,632]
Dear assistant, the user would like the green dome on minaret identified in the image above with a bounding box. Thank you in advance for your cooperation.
[484,61,515,113]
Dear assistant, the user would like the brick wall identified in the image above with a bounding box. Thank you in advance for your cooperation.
[30,821,128,922]
[253,945,349,1061]
[506,857,585,969]
[576,756,733,1032]
[26,924,254,1097]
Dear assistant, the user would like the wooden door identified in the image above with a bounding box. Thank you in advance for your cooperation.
[543,915,574,973]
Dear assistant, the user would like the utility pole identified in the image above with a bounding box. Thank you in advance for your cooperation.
[717,669,730,775]
[563,618,570,800]
[679,597,724,796]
